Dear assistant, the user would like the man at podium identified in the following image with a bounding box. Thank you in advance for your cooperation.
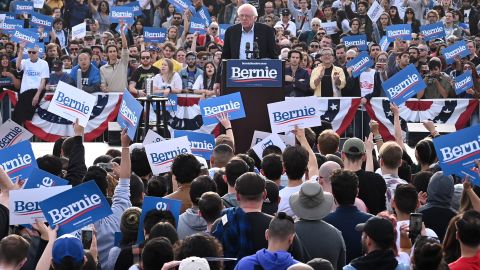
[221,3,278,60]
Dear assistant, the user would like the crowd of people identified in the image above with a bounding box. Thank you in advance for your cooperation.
[1,0,480,269]
[1,0,480,127]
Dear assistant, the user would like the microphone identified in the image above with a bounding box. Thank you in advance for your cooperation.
[77,69,82,90]
[253,42,259,59]
[246,42,251,59]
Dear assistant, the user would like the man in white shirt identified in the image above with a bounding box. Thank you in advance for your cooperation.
[275,9,296,37]
[13,44,49,125]
[392,184,438,250]
[377,141,408,212]
[278,128,319,218]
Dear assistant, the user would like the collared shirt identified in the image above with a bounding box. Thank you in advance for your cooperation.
[239,25,255,60]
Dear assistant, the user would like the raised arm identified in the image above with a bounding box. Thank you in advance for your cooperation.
[293,127,319,179]
[390,103,406,150]
[120,129,131,179]
[16,42,25,71]
[34,222,58,270]
[217,112,235,150]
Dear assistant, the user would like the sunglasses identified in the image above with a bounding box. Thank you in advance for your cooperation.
[310,45,319,48]
[208,46,217,50]
[141,56,151,60]
[210,27,218,30]
[318,32,326,35]
[346,57,355,60]
[28,51,37,54]
[70,48,79,51]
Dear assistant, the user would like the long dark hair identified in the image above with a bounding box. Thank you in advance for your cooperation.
[202,61,216,90]
[98,0,110,14]
[389,6,403,24]
[336,10,348,31]
[0,53,12,72]
[403,7,417,22]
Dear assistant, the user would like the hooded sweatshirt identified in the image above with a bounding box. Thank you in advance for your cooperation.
[418,171,457,241]
[344,250,409,270]
[177,207,207,240]
[234,249,299,270]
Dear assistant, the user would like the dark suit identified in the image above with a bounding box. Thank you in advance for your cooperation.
[221,22,278,59]
[460,7,479,36]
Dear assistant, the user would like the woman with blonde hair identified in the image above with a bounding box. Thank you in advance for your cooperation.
[152,58,182,96]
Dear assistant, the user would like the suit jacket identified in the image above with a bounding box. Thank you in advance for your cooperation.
[460,7,479,36]
[221,23,278,59]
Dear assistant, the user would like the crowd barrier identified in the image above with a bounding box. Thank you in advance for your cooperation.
[0,90,478,142]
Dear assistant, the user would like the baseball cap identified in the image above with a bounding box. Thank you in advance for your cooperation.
[342,137,365,155]
[186,51,196,58]
[281,9,290,16]
[235,172,266,196]
[52,234,85,265]
[147,45,159,52]
[179,256,210,270]
[355,217,395,248]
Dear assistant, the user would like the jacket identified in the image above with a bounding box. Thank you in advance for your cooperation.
[179,67,203,90]
[221,23,278,60]
[70,63,101,93]
[284,67,311,97]
[343,70,382,99]
[177,207,207,240]
[343,250,409,270]
[287,0,318,32]
[310,65,346,97]
[234,249,299,270]
[64,136,87,186]
[96,178,132,270]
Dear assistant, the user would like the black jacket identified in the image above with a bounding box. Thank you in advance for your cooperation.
[460,7,479,36]
[221,23,278,60]
[343,70,383,99]
[65,136,87,186]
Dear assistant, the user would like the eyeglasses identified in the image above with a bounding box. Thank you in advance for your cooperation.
[210,27,218,30]
[464,65,472,70]
[239,14,254,18]
[312,24,320,26]
[28,51,37,54]
[141,56,150,60]
[377,58,387,63]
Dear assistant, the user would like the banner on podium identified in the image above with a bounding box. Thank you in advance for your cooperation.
[226,60,283,88]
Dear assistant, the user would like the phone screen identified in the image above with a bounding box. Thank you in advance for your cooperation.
[409,213,423,238]
[82,230,93,249]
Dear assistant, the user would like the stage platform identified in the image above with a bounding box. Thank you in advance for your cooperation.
[32,142,121,167]
[31,141,418,169]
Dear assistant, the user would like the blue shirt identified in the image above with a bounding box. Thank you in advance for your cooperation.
[239,25,255,60]
[323,205,373,263]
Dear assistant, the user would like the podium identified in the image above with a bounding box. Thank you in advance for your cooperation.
[221,59,285,153]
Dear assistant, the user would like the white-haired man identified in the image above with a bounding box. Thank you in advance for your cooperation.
[222,3,278,59]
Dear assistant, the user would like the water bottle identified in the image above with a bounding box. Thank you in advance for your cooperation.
[145,76,153,96]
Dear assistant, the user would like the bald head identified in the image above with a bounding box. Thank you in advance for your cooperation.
[319,161,341,191]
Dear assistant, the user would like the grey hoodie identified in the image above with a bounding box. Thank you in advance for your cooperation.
[419,171,455,211]
[177,207,207,240]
